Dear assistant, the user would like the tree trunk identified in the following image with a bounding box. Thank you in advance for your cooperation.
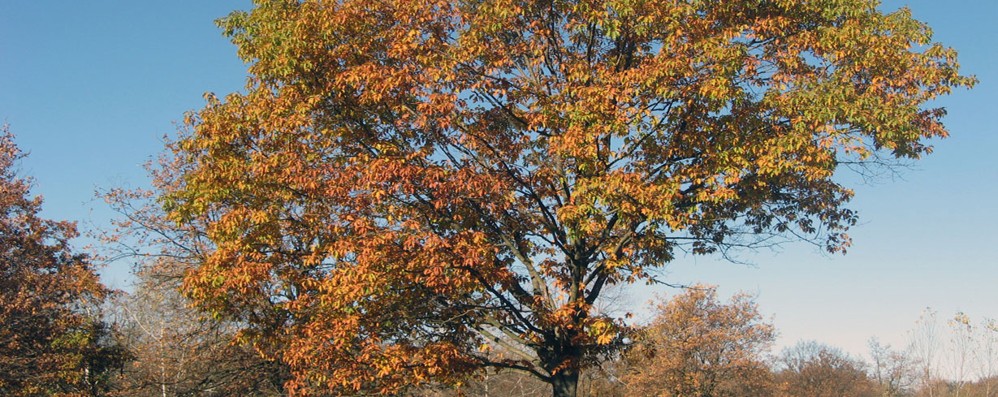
[551,368,579,397]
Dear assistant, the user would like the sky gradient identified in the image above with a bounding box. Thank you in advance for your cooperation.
[2,0,995,360]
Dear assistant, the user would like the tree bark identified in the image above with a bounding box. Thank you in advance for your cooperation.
[551,367,579,397]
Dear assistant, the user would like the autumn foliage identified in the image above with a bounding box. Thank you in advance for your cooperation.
[774,341,880,397]
[621,285,775,396]
[159,0,973,395]
[0,128,111,396]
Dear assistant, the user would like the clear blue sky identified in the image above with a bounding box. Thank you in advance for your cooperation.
[2,1,995,358]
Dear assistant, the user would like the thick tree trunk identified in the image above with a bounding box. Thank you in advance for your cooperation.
[551,368,579,397]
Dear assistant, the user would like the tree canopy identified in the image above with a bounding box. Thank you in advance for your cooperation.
[621,285,775,396]
[161,0,973,395]
[0,127,113,396]
[776,341,880,397]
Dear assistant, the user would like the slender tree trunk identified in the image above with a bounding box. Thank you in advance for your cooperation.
[551,368,579,397]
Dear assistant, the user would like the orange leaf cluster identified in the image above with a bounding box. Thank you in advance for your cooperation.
[0,128,109,396]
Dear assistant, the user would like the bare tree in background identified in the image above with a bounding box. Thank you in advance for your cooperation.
[869,338,920,397]
[948,313,975,397]
[912,308,942,397]
[107,264,286,396]
[976,319,998,397]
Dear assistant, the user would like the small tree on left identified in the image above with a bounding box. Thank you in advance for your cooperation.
[0,126,121,396]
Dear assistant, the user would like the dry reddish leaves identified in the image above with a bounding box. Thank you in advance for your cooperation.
[0,127,108,396]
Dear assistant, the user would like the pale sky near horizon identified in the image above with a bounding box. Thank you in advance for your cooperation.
[1,0,995,364]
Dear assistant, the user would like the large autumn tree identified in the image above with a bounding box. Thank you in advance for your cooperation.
[0,127,115,396]
[161,0,973,395]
